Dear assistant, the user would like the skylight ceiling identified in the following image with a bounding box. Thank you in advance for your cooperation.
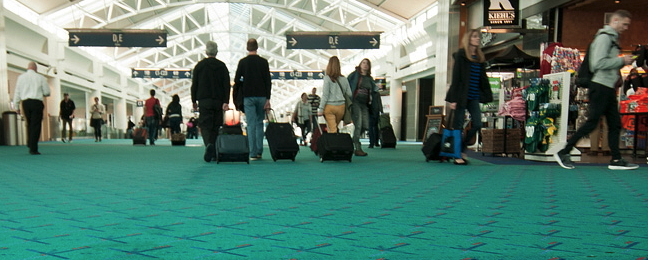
[13,0,436,110]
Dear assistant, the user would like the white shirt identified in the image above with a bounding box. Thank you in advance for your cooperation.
[13,70,50,105]
[91,103,106,119]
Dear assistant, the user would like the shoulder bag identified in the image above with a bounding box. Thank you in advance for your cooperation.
[336,80,353,125]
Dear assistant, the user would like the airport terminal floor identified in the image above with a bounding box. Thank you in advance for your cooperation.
[1,138,647,259]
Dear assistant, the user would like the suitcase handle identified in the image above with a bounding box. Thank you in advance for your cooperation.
[265,109,277,123]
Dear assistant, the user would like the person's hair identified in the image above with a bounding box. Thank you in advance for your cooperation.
[206,41,218,56]
[63,93,69,96]
[247,38,258,52]
[460,29,485,63]
[172,94,180,103]
[355,58,372,76]
[612,9,632,20]
[301,92,308,99]
[325,56,342,83]
[150,89,156,96]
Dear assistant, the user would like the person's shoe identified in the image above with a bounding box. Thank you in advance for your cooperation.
[454,158,468,165]
[250,155,262,161]
[68,139,72,143]
[554,152,575,169]
[29,151,41,155]
[354,150,368,156]
[95,139,98,142]
[375,143,380,147]
[368,145,374,148]
[204,144,215,162]
[61,138,66,143]
[608,158,639,170]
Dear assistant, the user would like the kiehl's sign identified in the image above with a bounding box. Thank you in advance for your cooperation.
[483,0,520,27]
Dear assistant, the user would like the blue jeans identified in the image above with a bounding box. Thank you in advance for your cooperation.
[169,117,182,135]
[453,99,482,153]
[146,116,158,144]
[244,97,267,157]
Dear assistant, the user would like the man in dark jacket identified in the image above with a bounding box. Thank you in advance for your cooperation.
[191,41,231,162]
[233,38,271,160]
[59,93,76,143]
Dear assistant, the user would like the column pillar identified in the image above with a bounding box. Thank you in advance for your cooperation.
[389,79,403,140]
[0,0,10,113]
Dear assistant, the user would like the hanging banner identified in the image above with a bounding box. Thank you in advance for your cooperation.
[483,0,520,27]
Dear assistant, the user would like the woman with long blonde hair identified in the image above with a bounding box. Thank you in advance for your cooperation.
[445,29,493,165]
[317,56,352,134]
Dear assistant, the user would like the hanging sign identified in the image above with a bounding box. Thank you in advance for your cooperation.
[67,29,167,47]
[483,0,520,27]
[270,70,325,80]
[132,68,192,79]
[286,32,381,49]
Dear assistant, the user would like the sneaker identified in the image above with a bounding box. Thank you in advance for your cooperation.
[608,158,639,170]
[554,153,575,169]
[61,138,66,143]
[250,155,262,161]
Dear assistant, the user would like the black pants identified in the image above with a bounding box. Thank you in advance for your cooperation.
[61,118,73,140]
[91,118,103,140]
[22,99,44,153]
[197,99,224,147]
[368,114,379,146]
[560,83,621,159]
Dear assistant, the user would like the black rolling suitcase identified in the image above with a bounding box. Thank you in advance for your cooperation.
[379,127,397,148]
[265,110,299,161]
[215,110,249,164]
[133,128,147,145]
[422,133,448,162]
[316,124,353,162]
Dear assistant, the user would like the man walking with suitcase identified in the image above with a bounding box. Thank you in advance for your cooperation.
[234,38,272,160]
[191,41,231,162]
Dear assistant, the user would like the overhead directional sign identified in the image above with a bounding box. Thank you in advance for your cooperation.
[132,68,192,79]
[270,70,325,80]
[67,29,167,47]
[286,32,381,49]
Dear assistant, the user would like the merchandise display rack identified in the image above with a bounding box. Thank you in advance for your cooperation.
[524,71,581,162]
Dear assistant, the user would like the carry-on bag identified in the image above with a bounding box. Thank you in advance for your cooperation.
[422,132,447,162]
[171,133,186,146]
[310,123,327,155]
[265,109,299,161]
[438,110,462,159]
[215,110,249,164]
[379,126,397,148]
[316,124,354,162]
[133,128,147,145]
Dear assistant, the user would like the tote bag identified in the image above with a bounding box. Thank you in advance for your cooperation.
[336,81,353,125]
[438,110,462,158]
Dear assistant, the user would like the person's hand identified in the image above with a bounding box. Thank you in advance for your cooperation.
[622,55,634,65]
[317,112,323,116]
[222,103,229,110]
[264,100,271,110]
[449,102,457,110]
[192,102,198,111]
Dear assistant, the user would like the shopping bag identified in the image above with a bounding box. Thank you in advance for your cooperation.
[439,129,462,158]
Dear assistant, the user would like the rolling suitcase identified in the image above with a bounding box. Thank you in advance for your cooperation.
[422,133,447,162]
[310,123,327,155]
[171,133,186,146]
[265,110,299,161]
[379,127,397,148]
[316,124,353,162]
[215,111,249,164]
[133,128,147,145]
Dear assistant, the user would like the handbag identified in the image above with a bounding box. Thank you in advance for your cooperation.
[439,110,462,158]
[336,80,353,125]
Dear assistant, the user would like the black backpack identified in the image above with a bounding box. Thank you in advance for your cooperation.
[576,32,619,88]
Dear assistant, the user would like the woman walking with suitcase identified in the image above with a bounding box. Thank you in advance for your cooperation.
[445,29,493,165]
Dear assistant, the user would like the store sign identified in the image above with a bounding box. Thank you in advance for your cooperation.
[483,0,520,27]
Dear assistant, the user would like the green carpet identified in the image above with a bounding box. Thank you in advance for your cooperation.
[0,138,647,259]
